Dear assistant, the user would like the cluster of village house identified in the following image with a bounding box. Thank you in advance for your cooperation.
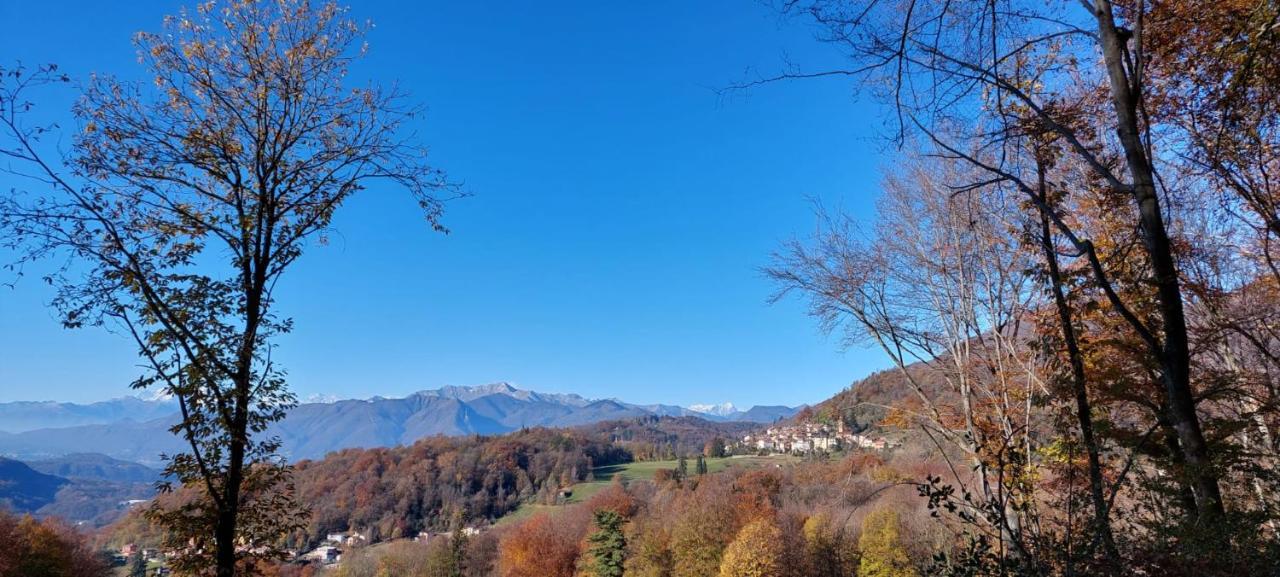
[300,527,482,566]
[740,421,890,454]
[118,525,488,571]
[114,544,170,576]
[112,522,493,573]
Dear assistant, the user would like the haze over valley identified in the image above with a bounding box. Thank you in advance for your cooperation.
[0,383,801,465]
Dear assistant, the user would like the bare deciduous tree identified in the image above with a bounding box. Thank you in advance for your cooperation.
[749,0,1226,526]
[0,1,457,575]
[768,154,1047,565]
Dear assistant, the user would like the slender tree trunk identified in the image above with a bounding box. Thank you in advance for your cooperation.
[1156,414,1201,516]
[215,479,240,577]
[215,235,269,576]
[1091,0,1225,520]
[1035,166,1120,566]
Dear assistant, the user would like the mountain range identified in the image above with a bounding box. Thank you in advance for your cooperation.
[0,383,800,465]
[0,396,179,433]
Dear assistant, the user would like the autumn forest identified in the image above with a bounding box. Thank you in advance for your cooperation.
[2,0,1279,576]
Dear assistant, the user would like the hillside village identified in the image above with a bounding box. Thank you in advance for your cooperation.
[740,420,890,454]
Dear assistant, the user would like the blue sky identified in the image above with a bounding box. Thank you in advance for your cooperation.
[0,1,892,408]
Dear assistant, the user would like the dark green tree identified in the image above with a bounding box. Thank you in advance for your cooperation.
[695,455,708,475]
[447,513,469,577]
[704,437,726,458]
[587,510,627,577]
[127,551,146,577]
[676,455,688,481]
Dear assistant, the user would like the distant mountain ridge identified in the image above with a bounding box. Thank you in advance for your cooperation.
[27,453,163,484]
[0,396,179,433]
[0,454,158,526]
[0,457,68,512]
[0,383,802,465]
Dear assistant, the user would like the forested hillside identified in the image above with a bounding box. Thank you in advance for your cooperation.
[102,428,631,551]
[292,428,629,546]
[313,447,946,577]
[0,458,67,512]
[578,416,757,460]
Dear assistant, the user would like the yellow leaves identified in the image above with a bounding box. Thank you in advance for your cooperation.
[869,465,906,484]
[180,40,207,60]
[1037,438,1076,465]
[858,508,917,577]
[719,517,784,577]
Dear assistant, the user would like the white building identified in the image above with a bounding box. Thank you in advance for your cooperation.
[301,546,341,565]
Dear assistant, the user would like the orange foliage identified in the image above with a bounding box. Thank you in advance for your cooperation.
[586,476,638,518]
[0,511,110,577]
[498,513,586,577]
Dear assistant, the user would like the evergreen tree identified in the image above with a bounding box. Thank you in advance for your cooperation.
[696,455,708,475]
[587,510,627,577]
[677,455,689,481]
[128,551,147,577]
[446,510,468,577]
[704,438,727,459]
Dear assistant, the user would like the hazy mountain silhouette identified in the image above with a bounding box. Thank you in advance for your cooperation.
[0,383,800,464]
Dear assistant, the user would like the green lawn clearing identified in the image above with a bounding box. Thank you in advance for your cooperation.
[493,454,797,526]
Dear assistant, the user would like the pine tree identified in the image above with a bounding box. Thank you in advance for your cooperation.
[587,510,627,577]
[446,510,467,577]
[696,455,708,475]
[128,551,147,577]
[677,455,689,481]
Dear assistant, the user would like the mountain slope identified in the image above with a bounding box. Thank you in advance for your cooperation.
[791,360,951,432]
[0,418,185,466]
[0,457,69,512]
[27,453,163,484]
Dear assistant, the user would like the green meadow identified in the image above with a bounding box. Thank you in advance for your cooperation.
[494,454,797,526]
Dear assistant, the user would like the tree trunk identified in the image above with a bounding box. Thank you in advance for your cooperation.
[1091,0,1225,520]
[215,497,239,577]
[1157,415,1201,516]
[1035,166,1120,565]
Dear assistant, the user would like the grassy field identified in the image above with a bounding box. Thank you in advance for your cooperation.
[494,454,796,526]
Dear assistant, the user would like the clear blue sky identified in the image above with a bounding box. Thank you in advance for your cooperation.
[0,1,893,408]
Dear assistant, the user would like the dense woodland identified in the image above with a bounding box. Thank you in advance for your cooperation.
[97,429,628,552]
[0,510,112,577]
[580,417,756,461]
[291,429,628,547]
[758,0,1280,575]
[309,448,947,577]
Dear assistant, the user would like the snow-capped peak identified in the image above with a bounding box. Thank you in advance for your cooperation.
[303,393,341,404]
[688,402,738,417]
[134,388,176,403]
